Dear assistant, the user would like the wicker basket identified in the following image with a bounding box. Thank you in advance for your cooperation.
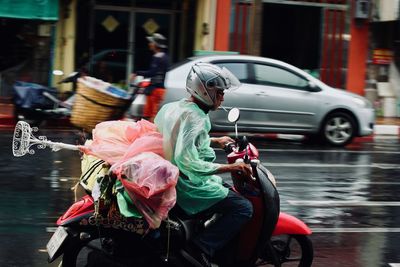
[70,80,131,132]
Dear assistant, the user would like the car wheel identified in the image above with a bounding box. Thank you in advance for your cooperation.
[320,112,356,146]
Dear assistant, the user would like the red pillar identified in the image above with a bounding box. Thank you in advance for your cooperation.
[214,0,231,51]
[346,1,369,95]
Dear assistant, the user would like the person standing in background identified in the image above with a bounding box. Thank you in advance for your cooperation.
[131,33,169,122]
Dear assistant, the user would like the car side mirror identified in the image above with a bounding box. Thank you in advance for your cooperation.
[308,81,321,92]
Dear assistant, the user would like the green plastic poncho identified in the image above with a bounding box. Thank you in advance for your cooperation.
[154,99,229,215]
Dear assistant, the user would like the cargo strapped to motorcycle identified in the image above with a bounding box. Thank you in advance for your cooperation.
[92,173,148,236]
[79,156,105,192]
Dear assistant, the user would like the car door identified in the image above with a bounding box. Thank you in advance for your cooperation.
[250,62,322,132]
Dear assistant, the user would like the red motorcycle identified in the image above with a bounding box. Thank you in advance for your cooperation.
[46,108,313,267]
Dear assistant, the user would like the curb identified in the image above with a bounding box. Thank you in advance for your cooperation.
[0,117,16,128]
[374,125,400,135]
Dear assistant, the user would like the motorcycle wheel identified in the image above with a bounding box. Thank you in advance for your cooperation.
[60,237,96,267]
[258,234,313,267]
[61,238,139,267]
[61,237,180,267]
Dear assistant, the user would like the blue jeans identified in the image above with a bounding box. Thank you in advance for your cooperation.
[193,190,253,256]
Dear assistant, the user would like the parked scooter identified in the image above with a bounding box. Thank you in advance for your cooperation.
[13,72,80,126]
[46,108,313,267]
[12,71,143,128]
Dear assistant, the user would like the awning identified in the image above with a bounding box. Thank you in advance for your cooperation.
[0,0,58,21]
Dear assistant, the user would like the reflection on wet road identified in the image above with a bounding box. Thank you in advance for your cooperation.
[1,128,399,267]
[1,129,81,267]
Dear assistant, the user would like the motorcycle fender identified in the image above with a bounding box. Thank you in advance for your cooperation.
[272,212,312,236]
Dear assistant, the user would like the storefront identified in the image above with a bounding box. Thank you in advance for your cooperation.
[367,0,400,117]
[193,0,361,92]
[0,0,59,97]
[231,0,356,91]
[74,0,196,88]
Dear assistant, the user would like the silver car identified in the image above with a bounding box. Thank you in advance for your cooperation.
[163,55,375,146]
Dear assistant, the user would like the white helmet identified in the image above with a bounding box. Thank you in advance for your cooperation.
[146,33,168,48]
[186,62,241,107]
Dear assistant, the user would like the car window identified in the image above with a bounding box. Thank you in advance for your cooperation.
[254,64,308,89]
[214,62,249,83]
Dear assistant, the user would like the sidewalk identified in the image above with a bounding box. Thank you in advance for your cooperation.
[1,99,400,135]
[0,98,70,128]
[374,117,400,135]
[0,98,15,127]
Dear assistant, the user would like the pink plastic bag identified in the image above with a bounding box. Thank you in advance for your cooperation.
[79,119,178,228]
[111,152,179,229]
[80,120,164,164]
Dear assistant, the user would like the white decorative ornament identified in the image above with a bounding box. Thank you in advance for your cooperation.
[12,121,79,157]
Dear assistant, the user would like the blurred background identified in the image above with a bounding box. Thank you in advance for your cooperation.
[0,0,399,118]
[1,2,400,267]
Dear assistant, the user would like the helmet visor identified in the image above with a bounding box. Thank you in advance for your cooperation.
[221,67,241,91]
[205,76,227,90]
[204,67,241,91]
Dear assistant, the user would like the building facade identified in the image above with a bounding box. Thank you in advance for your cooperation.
[217,0,399,117]
[1,0,398,118]
[367,0,400,117]
[0,0,59,97]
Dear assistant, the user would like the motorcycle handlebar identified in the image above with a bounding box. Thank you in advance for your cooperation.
[224,142,236,154]
[238,136,249,151]
[223,136,249,154]
[223,136,259,181]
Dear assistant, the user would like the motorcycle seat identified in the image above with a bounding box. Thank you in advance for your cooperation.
[169,205,218,242]
[170,205,213,221]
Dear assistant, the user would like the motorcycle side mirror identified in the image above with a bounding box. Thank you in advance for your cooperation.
[228,108,240,138]
[228,108,240,123]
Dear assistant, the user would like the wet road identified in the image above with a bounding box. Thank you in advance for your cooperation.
[1,128,399,267]
[1,129,83,267]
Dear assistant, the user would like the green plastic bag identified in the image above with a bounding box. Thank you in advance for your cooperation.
[115,180,142,218]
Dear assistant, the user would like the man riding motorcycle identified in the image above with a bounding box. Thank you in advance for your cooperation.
[154,63,253,266]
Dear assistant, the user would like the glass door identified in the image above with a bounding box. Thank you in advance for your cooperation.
[132,12,172,73]
[91,9,129,88]
[90,8,174,88]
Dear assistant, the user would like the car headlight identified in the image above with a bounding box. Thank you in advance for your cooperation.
[352,96,372,108]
